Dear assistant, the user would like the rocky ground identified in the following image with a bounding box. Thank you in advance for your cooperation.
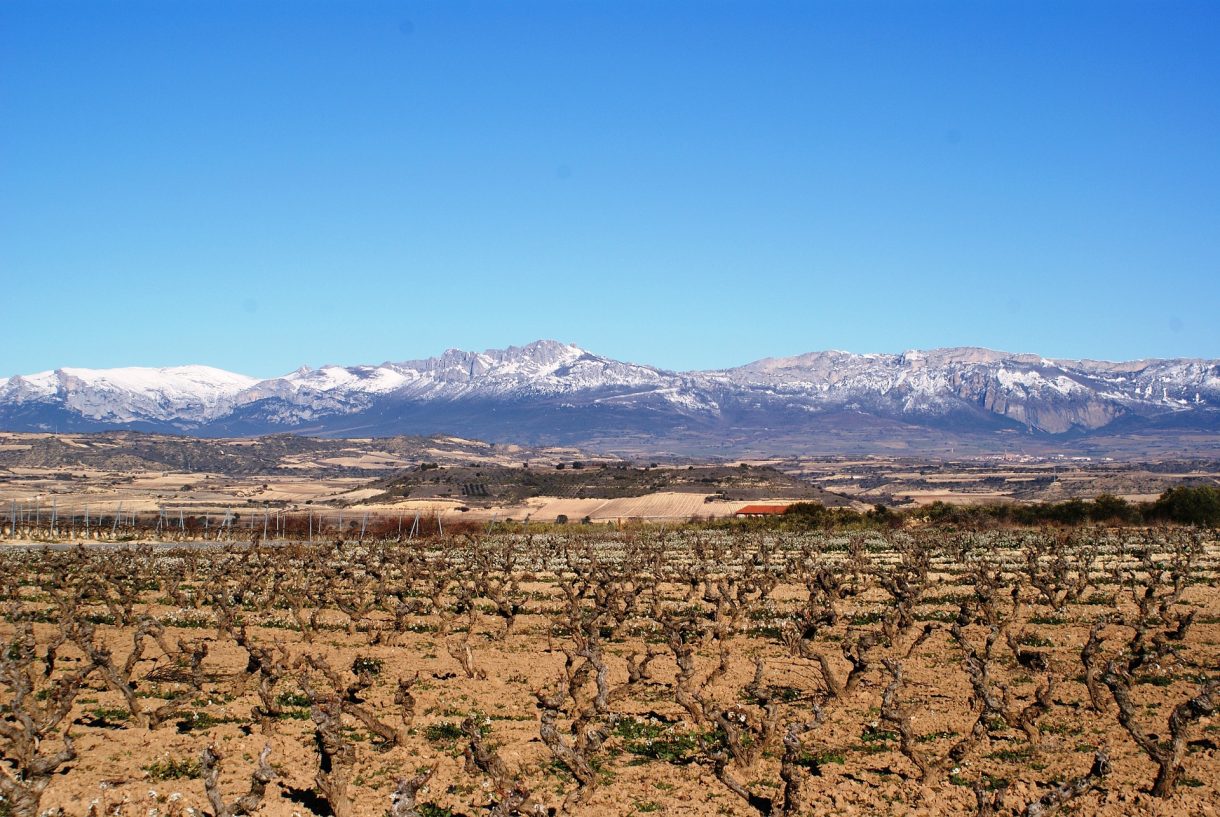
[1,527,1216,816]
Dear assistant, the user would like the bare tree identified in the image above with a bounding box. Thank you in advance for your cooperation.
[0,619,91,817]
[200,743,275,817]
[311,697,356,817]
[386,767,436,817]
[463,717,536,816]
[1101,664,1218,796]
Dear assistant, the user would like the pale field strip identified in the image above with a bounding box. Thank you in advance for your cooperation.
[901,492,1014,505]
[0,471,376,515]
[317,492,797,522]
[0,477,797,523]
[4,443,1217,533]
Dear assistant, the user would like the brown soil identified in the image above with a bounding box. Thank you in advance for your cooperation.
[0,529,1217,817]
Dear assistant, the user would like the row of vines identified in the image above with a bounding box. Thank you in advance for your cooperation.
[1,527,1217,816]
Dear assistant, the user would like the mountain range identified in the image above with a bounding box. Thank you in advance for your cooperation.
[3,341,1218,457]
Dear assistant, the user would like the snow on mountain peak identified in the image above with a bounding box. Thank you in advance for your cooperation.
[1,365,258,424]
[63,364,256,393]
[1,342,1217,438]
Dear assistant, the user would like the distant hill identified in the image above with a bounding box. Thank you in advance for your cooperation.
[3,341,1218,457]
[0,431,563,477]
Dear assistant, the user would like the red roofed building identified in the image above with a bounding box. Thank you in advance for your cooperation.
[734,504,790,517]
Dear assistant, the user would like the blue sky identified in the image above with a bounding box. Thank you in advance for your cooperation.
[2,1,1218,377]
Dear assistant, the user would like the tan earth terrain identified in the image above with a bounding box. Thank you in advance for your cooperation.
[0,527,1216,817]
[3,433,1219,531]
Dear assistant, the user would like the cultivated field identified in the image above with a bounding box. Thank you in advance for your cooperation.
[0,432,840,526]
[1,527,1217,816]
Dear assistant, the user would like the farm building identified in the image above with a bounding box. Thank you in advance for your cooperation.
[734,504,790,517]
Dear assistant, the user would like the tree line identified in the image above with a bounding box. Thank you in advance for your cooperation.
[769,486,1220,530]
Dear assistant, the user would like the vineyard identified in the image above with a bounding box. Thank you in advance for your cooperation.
[1,527,1217,816]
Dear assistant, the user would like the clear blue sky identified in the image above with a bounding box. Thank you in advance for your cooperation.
[2,1,1218,377]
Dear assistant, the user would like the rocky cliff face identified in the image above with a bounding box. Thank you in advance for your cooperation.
[2,341,1217,454]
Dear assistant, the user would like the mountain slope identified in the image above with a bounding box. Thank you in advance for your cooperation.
[3,341,1218,455]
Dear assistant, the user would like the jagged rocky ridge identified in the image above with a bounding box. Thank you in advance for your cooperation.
[2,341,1218,454]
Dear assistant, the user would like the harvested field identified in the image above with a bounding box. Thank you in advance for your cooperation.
[0,432,858,526]
[518,491,771,522]
[0,527,1217,816]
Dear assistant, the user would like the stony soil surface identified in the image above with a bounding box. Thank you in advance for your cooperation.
[1,529,1216,816]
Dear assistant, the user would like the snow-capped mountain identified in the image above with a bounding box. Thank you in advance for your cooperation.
[0,366,258,428]
[2,341,1218,455]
